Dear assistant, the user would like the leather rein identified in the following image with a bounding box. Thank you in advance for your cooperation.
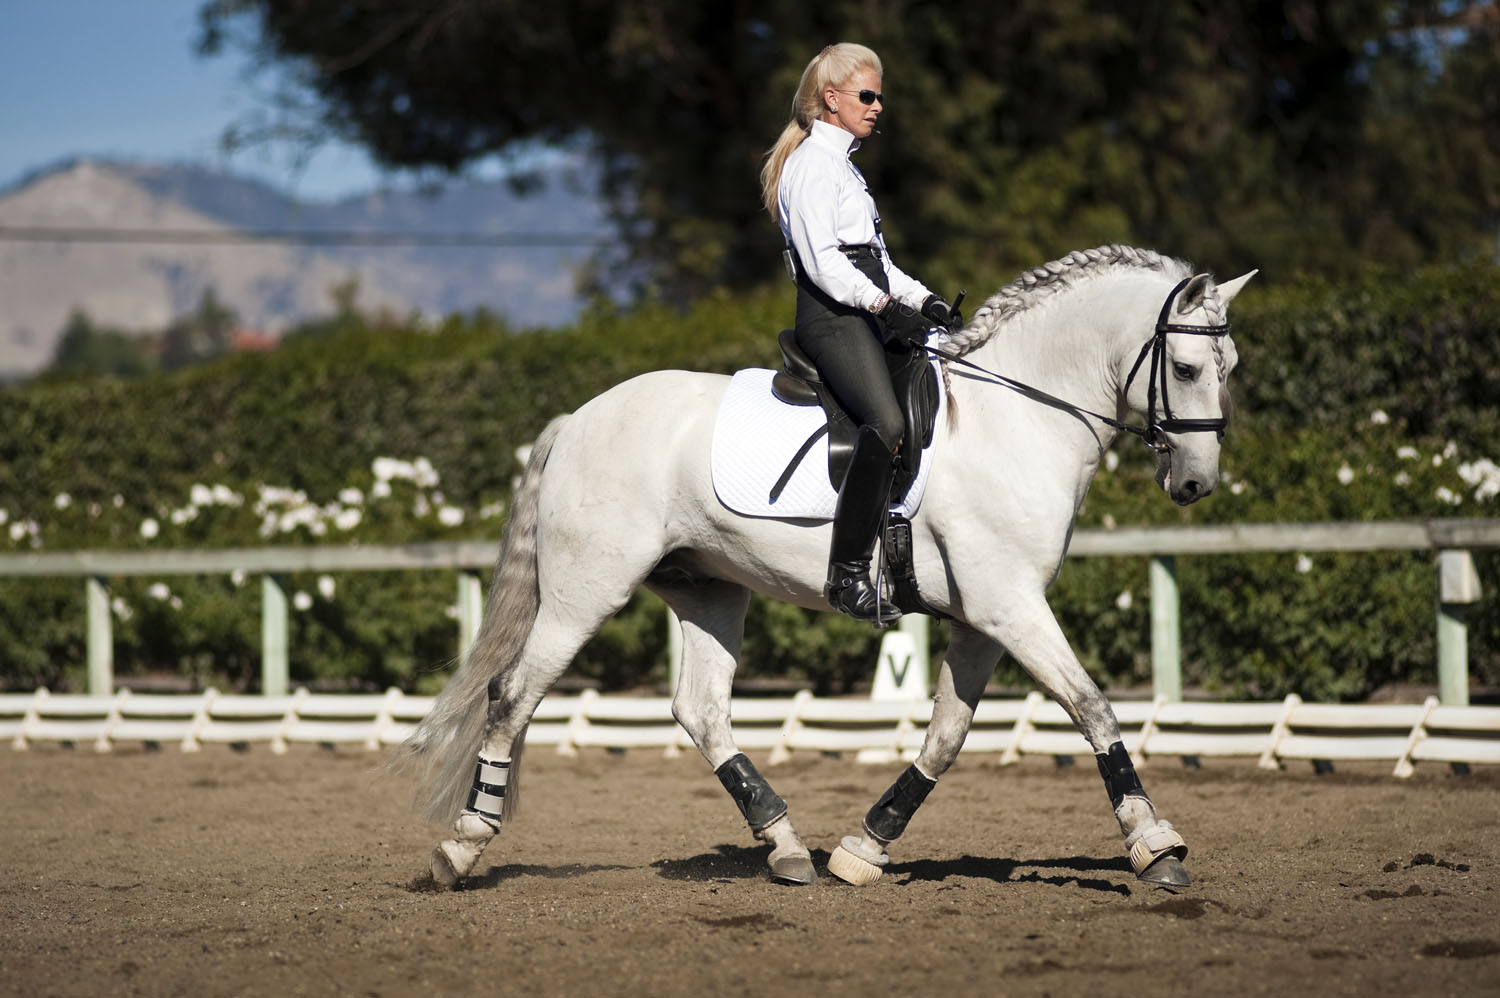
[924,277,1231,453]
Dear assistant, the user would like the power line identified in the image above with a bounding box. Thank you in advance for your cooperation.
[0,225,615,248]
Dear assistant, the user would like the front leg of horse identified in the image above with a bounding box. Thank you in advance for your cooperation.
[828,627,996,885]
[990,600,1190,888]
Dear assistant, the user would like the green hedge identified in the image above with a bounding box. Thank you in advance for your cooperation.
[2,264,1497,699]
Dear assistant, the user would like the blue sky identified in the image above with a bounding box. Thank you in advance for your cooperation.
[0,0,486,200]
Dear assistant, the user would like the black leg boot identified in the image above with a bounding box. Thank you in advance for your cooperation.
[825,427,901,624]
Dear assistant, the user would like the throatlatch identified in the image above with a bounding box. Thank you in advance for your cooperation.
[464,753,510,826]
[715,753,788,832]
[1095,740,1146,810]
[863,764,937,842]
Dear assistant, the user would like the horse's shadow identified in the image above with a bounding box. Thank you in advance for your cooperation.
[653,845,1133,895]
[458,861,633,891]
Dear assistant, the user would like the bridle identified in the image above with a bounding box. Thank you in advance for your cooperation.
[926,276,1232,453]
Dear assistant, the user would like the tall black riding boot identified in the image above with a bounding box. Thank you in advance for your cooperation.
[825,426,901,624]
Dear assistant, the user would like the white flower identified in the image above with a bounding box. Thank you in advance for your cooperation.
[1104,451,1119,472]
[372,457,415,482]
[1295,554,1313,574]
[147,583,171,601]
[230,568,247,587]
[1229,481,1246,495]
[54,493,72,510]
[170,506,199,525]
[1458,459,1500,502]
[334,508,363,531]
[1395,471,1411,486]
[1435,486,1461,506]
[412,494,432,518]
[87,503,101,518]
[168,596,183,611]
[1443,441,1458,459]
[371,480,392,500]
[339,487,364,506]
[0,508,8,526]
[515,444,534,467]
[139,518,160,540]
[190,484,214,506]
[211,484,242,506]
[111,597,132,622]
[317,575,336,599]
[479,501,506,520]
[1115,590,1133,611]
[413,457,440,488]
[293,591,313,611]
[1370,410,1390,425]
[1336,463,1354,486]
[112,494,124,508]
[9,522,26,542]
[437,505,465,526]
[1397,446,1419,461]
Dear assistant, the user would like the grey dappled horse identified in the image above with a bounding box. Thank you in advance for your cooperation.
[397,244,1254,890]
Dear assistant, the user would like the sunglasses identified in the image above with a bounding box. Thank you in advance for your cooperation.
[835,88,883,106]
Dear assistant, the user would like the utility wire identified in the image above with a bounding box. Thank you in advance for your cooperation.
[0,226,614,247]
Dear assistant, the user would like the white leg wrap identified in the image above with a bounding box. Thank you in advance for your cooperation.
[1125,820,1188,876]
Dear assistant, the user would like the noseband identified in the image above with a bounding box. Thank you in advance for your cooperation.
[924,276,1231,452]
[1122,276,1232,452]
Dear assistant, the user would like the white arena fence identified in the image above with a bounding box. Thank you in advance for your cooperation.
[3,687,1498,778]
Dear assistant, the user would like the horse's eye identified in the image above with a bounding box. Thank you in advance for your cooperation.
[1172,362,1196,382]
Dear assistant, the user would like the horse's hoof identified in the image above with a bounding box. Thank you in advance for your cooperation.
[769,854,818,886]
[827,837,886,886]
[1137,853,1191,889]
[429,846,463,890]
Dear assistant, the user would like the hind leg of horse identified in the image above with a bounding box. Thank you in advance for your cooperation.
[653,579,817,886]
[976,596,1190,887]
[430,590,634,887]
[828,624,997,885]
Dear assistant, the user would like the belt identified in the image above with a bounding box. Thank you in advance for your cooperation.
[839,244,882,260]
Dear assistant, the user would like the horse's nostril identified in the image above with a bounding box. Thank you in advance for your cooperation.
[1181,480,1201,498]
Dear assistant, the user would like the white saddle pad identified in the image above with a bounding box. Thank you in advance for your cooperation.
[710,365,943,520]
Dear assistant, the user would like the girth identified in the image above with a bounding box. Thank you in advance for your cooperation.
[769,330,940,506]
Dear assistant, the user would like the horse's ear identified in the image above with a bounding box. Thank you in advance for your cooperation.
[1175,273,1214,314]
[1215,269,1259,307]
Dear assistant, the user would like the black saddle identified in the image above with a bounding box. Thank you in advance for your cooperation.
[769,329,941,506]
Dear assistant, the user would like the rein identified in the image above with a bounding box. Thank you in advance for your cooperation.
[927,277,1231,452]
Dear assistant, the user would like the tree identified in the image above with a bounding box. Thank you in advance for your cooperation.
[199,1,1500,298]
[48,310,155,378]
[160,288,238,371]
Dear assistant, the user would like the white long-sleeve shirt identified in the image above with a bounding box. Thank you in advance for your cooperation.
[778,119,931,313]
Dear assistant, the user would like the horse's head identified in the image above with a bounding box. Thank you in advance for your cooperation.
[1127,269,1255,506]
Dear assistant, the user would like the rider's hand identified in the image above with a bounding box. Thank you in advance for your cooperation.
[876,297,933,348]
[921,295,963,334]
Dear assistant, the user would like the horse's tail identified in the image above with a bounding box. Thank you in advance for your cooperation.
[393,413,569,825]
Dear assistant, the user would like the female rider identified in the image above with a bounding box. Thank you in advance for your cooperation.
[760,42,960,624]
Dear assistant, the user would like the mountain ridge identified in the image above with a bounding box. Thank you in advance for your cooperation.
[0,157,608,378]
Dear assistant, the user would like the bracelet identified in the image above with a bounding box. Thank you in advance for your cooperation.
[868,292,890,315]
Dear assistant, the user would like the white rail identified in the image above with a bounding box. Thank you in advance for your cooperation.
[2,689,1496,778]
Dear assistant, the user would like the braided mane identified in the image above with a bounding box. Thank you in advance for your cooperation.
[944,245,1193,359]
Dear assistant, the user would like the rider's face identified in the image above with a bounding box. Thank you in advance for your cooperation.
[822,67,883,140]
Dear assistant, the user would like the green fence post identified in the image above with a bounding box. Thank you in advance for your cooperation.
[1436,550,1481,706]
[86,576,113,695]
[457,570,483,661]
[1150,555,1182,701]
[261,574,289,696]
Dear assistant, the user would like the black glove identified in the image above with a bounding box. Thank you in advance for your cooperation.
[875,297,932,348]
[921,295,963,334]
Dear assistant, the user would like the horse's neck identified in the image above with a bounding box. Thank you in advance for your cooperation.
[943,273,1159,503]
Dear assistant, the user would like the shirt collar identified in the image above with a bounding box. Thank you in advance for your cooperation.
[809,118,860,156]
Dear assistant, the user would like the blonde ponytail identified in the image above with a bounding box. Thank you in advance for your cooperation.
[760,42,883,223]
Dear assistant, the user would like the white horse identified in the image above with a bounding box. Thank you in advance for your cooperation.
[397,244,1254,891]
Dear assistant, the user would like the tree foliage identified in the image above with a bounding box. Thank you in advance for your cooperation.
[200,1,1500,299]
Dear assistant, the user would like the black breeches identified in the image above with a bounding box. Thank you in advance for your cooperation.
[793,257,905,454]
